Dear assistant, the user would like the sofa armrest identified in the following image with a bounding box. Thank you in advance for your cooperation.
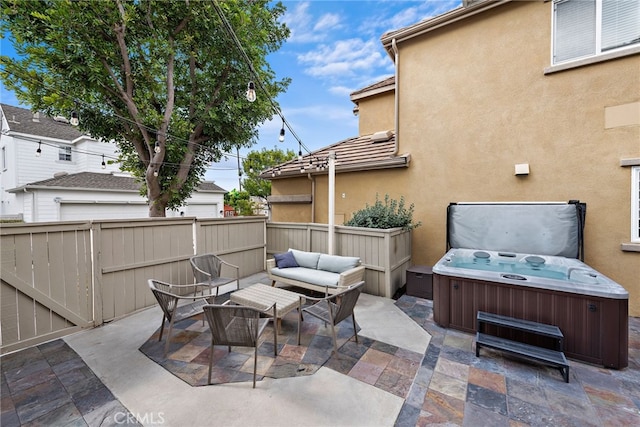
[337,265,365,287]
[267,258,276,271]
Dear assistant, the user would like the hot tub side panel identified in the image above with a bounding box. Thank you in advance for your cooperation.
[433,273,628,369]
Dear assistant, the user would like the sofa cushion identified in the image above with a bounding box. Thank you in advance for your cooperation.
[289,249,321,269]
[274,251,299,268]
[270,267,340,287]
[317,254,360,274]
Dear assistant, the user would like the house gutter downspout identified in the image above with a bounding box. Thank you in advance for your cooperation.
[392,38,399,156]
[307,173,315,223]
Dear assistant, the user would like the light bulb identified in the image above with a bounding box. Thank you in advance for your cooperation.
[278,127,285,142]
[70,111,79,126]
[153,170,159,177]
[101,155,106,169]
[154,141,161,154]
[36,142,42,157]
[246,82,256,102]
[298,151,303,162]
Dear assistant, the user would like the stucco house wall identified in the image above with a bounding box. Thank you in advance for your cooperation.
[390,1,639,314]
[270,1,640,315]
[356,92,395,136]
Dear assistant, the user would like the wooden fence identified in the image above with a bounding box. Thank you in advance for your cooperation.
[266,223,412,298]
[1,218,410,354]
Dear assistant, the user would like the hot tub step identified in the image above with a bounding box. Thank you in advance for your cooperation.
[476,333,569,382]
[477,311,564,349]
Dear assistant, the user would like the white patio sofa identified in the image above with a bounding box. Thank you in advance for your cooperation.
[267,249,365,296]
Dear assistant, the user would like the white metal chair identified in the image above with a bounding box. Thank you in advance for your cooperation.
[148,279,216,356]
[297,281,365,352]
[190,253,239,296]
[203,302,277,388]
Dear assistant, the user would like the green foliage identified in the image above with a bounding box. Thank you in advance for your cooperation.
[242,146,296,199]
[344,194,421,231]
[224,189,256,216]
[0,0,290,216]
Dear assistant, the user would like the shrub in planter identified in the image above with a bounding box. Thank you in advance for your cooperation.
[344,194,421,230]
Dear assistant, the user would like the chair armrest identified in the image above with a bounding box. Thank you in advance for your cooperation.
[219,259,240,276]
[191,264,212,281]
[266,258,276,271]
[301,293,338,304]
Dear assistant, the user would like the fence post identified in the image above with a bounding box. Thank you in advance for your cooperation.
[91,221,103,326]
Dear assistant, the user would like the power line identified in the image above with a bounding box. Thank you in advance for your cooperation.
[211,0,313,155]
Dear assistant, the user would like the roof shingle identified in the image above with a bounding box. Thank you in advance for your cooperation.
[1,103,87,141]
[10,172,226,193]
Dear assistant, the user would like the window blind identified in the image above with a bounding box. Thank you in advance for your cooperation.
[602,0,640,51]
[554,0,596,62]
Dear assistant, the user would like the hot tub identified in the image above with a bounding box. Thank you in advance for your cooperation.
[433,248,629,369]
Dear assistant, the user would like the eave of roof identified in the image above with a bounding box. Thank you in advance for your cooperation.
[350,76,395,102]
[380,0,511,58]
[1,103,88,141]
[8,171,227,193]
[259,132,409,180]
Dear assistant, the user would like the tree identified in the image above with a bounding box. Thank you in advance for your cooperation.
[241,146,295,201]
[0,0,290,216]
[224,189,255,216]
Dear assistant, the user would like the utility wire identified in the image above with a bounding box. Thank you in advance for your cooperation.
[211,0,313,155]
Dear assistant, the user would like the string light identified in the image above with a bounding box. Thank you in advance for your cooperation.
[245,82,256,102]
[101,154,106,169]
[70,110,79,126]
[3,8,317,178]
[36,141,42,157]
[278,119,285,142]
[154,140,161,154]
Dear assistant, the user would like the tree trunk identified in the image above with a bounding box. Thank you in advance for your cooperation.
[149,198,167,217]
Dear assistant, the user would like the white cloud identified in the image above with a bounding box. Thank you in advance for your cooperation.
[314,13,342,32]
[329,86,354,97]
[297,38,387,79]
[283,1,340,44]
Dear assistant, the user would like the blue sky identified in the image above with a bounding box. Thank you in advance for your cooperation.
[0,0,462,192]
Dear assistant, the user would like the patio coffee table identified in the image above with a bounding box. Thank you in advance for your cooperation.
[229,284,305,334]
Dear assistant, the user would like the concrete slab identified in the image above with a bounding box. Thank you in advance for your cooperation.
[64,281,417,426]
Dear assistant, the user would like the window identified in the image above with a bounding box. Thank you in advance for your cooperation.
[553,0,640,64]
[1,146,6,171]
[632,166,640,243]
[58,145,72,162]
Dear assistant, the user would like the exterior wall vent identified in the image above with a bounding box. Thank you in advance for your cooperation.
[53,116,70,123]
[371,130,393,143]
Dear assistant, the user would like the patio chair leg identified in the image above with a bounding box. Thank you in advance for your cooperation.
[208,342,214,385]
[297,308,302,345]
[352,314,359,343]
[253,346,258,388]
[274,321,278,357]
[158,317,166,341]
[331,325,338,353]
[164,318,176,357]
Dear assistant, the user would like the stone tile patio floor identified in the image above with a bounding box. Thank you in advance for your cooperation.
[2,293,639,426]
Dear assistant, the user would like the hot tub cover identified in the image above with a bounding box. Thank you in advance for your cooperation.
[447,201,586,259]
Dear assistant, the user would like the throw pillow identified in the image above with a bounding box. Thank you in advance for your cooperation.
[274,251,299,269]
[317,254,360,273]
[289,248,321,269]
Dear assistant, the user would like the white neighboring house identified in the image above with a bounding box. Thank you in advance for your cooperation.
[1,104,227,222]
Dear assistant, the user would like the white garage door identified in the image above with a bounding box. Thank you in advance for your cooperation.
[186,204,219,218]
[60,203,149,221]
